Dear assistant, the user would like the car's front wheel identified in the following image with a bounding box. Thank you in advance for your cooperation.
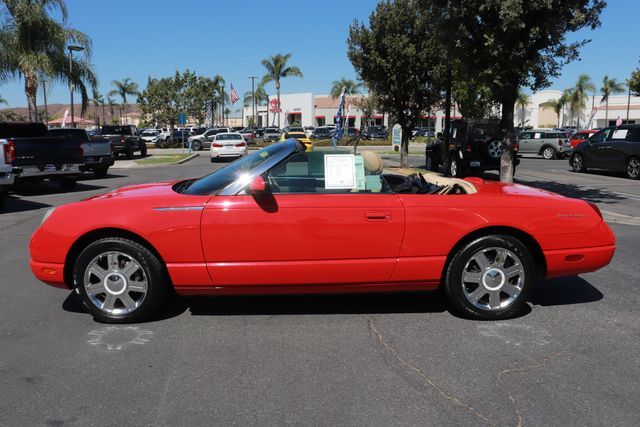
[444,235,535,320]
[448,156,465,178]
[571,153,586,173]
[73,237,168,323]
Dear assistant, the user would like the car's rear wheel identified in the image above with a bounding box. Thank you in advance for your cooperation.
[542,146,557,160]
[93,166,109,178]
[140,143,147,157]
[626,157,640,180]
[73,237,168,323]
[125,143,134,160]
[0,187,7,208]
[449,156,465,178]
[487,140,503,160]
[59,176,77,191]
[444,235,535,320]
[571,153,586,173]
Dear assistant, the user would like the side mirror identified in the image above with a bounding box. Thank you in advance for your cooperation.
[248,176,268,194]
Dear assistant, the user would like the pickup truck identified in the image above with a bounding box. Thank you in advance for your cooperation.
[0,138,16,207]
[49,128,114,178]
[0,122,83,190]
[101,125,147,159]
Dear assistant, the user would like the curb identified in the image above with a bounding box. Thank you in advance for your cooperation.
[176,153,199,164]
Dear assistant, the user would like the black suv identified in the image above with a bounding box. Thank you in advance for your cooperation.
[425,120,519,178]
[570,124,640,179]
[362,125,388,140]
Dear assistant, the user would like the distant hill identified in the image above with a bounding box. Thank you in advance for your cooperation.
[0,103,140,123]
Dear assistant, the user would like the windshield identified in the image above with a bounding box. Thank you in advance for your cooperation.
[102,126,131,135]
[216,134,242,140]
[141,131,156,136]
[183,143,292,195]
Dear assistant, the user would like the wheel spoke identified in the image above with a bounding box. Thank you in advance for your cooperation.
[494,249,508,268]
[88,265,107,281]
[121,260,140,278]
[107,253,119,270]
[463,271,482,284]
[128,280,146,293]
[102,293,116,310]
[502,283,520,297]
[488,291,500,309]
[85,282,106,296]
[119,293,136,310]
[472,252,491,270]
[504,264,522,279]
[467,286,486,303]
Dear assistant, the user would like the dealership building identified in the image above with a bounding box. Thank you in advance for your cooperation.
[242,89,640,131]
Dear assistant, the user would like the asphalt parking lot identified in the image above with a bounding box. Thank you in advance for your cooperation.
[1,152,639,426]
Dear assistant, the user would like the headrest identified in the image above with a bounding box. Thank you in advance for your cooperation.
[361,150,384,173]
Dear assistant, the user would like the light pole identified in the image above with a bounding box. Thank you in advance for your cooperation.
[42,78,49,126]
[249,76,257,129]
[68,45,84,128]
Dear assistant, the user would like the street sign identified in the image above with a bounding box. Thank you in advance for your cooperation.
[392,124,402,152]
[178,113,187,125]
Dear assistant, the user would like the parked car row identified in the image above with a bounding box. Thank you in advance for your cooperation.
[0,122,120,209]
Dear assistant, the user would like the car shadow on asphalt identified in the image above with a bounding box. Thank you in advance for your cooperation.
[530,276,603,306]
[78,173,128,181]
[479,171,626,205]
[61,276,603,322]
[1,195,50,213]
[12,181,108,197]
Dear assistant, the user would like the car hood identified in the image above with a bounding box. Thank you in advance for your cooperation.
[84,181,182,202]
[465,177,566,199]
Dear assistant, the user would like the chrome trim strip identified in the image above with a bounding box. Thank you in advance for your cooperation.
[153,206,204,211]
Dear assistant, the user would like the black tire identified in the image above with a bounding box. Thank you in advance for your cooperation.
[193,141,202,151]
[0,187,7,208]
[93,166,109,178]
[541,146,557,160]
[140,143,147,157]
[449,156,465,178]
[626,156,640,180]
[125,143,134,159]
[210,157,216,163]
[571,153,586,173]
[426,154,438,172]
[445,235,535,320]
[59,177,77,191]
[73,237,168,323]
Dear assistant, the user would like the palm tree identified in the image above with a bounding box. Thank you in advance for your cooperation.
[260,53,303,127]
[91,87,103,126]
[243,84,269,126]
[330,78,363,98]
[0,94,7,106]
[573,74,595,129]
[109,78,138,124]
[0,0,97,121]
[107,96,116,122]
[515,90,529,127]
[542,91,570,128]
[601,76,626,125]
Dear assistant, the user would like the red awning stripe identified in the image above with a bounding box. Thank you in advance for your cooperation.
[288,112,302,115]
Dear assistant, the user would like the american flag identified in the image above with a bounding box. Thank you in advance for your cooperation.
[230,83,239,104]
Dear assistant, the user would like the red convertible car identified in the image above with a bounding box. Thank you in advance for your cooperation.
[30,140,615,323]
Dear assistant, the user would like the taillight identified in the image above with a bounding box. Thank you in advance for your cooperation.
[120,135,125,144]
[587,202,603,219]
[558,138,562,147]
[4,139,16,164]
[465,143,472,152]
[212,143,223,148]
[513,142,519,152]
[235,142,246,147]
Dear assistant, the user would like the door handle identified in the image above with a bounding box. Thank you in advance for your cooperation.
[365,212,391,222]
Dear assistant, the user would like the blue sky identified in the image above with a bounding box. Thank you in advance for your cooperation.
[1,0,638,108]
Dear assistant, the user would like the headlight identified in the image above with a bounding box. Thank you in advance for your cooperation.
[41,207,56,225]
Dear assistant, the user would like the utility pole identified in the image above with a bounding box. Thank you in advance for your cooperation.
[249,76,257,130]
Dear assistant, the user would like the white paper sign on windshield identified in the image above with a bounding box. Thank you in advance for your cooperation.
[612,129,628,139]
[324,154,356,189]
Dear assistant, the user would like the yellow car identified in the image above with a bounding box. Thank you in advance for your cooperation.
[280,131,313,151]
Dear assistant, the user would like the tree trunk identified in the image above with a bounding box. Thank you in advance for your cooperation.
[400,125,410,168]
[499,97,517,183]
[605,99,608,125]
[25,74,38,122]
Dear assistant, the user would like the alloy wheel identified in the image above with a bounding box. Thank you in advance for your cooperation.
[461,247,524,311]
[488,140,502,159]
[543,147,555,159]
[627,158,640,179]
[572,154,584,172]
[83,251,148,315]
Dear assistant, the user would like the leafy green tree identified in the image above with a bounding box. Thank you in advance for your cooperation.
[260,53,303,127]
[109,78,138,124]
[244,84,269,127]
[0,109,25,121]
[452,78,498,120]
[445,0,605,182]
[0,94,7,105]
[330,78,362,98]
[137,72,183,133]
[630,62,640,96]
[183,72,218,125]
[348,0,445,167]
[600,76,626,125]
[0,0,97,121]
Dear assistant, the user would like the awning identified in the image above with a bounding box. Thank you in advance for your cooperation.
[288,112,302,115]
